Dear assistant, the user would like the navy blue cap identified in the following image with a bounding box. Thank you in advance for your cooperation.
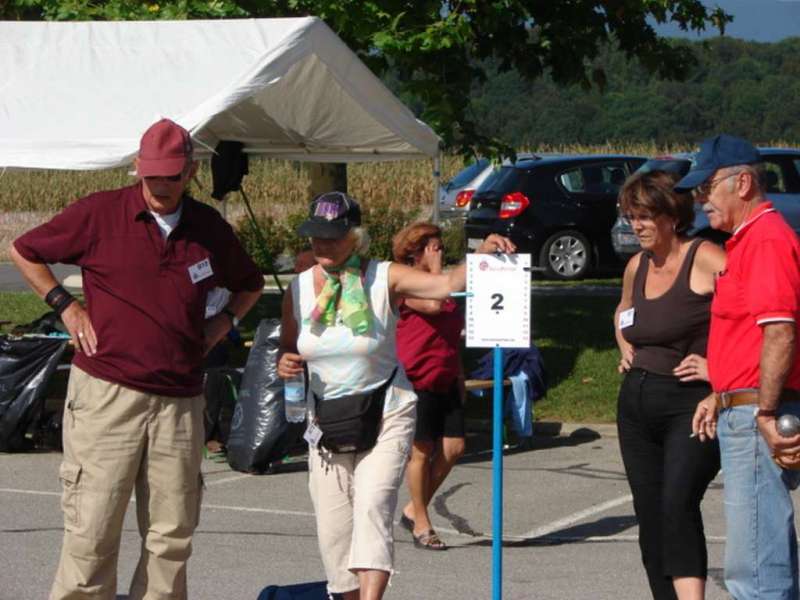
[674,134,761,192]
[297,191,361,239]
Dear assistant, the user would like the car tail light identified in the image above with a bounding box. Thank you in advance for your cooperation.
[498,192,530,219]
[455,190,474,208]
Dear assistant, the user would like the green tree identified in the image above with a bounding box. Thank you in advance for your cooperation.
[2,0,730,157]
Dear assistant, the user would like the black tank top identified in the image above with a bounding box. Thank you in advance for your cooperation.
[622,239,712,376]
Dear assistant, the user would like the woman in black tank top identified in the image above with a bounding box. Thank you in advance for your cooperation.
[614,171,726,600]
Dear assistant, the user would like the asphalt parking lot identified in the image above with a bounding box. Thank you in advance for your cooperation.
[0,425,737,600]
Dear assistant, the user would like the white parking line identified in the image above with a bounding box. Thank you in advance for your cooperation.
[1,472,255,497]
[0,487,315,518]
[204,473,253,487]
[0,487,717,544]
[0,487,60,497]
[203,503,314,517]
[521,493,633,539]
[0,487,635,540]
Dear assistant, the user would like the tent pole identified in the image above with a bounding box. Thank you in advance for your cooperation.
[239,188,284,295]
[432,152,442,224]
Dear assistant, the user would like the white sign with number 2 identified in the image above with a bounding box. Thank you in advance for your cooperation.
[465,253,531,348]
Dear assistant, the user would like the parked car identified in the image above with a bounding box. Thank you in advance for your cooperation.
[611,148,800,260]
[439,158,494,220]
[464,154,646,279]
[439,153,541,220]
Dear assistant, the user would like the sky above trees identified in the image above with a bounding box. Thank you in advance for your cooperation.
[656,0,800,42]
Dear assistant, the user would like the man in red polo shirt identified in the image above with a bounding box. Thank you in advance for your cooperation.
[10,119,263,600]
[682,134,800,599]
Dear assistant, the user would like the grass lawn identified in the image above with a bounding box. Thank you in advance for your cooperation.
[530,295,620,422]
[0,292,49,328]
[1,290,623,424]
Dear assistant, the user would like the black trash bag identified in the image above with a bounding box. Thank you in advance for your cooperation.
[11,310,69,336]
[204,367,241,445]
[0,335,68,452]
[227,319,304,473]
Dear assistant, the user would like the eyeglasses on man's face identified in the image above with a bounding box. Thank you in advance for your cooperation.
[691,171,740,200]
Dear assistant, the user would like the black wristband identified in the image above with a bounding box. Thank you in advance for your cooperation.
[45,285,76,316]
[54,294,77,316]
[44,285,68,307]
[222,308,239,328]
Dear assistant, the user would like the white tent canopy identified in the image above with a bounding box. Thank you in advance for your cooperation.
[0,17,441,170]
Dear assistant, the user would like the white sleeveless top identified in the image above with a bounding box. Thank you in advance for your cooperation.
[291,260,416,415]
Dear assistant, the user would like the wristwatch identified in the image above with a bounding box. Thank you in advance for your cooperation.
[755,407,778,418]
[222,307,240,328]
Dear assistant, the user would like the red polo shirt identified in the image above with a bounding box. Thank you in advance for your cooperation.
[708,202,800,392]
[14,183,263,396]
[396,298,463,393]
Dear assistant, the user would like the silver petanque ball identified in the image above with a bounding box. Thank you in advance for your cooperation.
[776,414,800,437]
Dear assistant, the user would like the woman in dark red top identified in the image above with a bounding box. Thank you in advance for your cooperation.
[393,222,465,551]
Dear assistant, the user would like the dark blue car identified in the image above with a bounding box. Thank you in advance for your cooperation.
[611,148,800,260]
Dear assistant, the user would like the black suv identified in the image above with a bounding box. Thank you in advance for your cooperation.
[464,154,646,279]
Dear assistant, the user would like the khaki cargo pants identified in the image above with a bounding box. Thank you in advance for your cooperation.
[50,366,204,600]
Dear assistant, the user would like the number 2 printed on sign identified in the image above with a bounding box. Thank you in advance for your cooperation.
[491,293,504,311]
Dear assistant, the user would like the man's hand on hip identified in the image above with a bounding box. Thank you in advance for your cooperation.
[61,302,97,356]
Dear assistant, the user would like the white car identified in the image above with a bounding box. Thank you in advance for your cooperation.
[438,159,494,220]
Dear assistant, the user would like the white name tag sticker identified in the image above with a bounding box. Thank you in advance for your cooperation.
[304,421,323,448]
[188,258,213,284]
[619,308,635,329]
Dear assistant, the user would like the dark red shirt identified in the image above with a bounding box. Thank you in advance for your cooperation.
[396,298,463,393]
[708,203,800,392]
[14,183,262,396]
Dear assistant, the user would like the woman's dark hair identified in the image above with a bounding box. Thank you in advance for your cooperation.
[618,170,695,233]
[392,222,442,265]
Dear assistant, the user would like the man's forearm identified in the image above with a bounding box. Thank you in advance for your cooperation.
[226,289,262,320]
[9,244,59,298]
[759,322,796,411]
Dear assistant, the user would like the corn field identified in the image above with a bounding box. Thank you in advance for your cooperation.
[0,141,787,263]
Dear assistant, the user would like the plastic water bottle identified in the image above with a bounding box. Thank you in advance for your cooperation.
[284,373,306,423]
[777,413,800,437]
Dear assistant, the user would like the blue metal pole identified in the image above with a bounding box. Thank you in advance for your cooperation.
[492,345,503,600]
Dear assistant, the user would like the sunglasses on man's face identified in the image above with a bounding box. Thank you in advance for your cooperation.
[144,172,183,183]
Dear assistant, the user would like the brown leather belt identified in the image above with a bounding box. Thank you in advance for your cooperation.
[717,389,800,409]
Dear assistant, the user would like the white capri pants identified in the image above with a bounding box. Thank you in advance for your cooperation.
[309,400,416,594]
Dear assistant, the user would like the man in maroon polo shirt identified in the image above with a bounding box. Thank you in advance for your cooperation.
[10,119,263,600]
[684,134,800,598]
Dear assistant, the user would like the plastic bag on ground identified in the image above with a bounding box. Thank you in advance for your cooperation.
[0,335,68,452]
[226,319,303,473]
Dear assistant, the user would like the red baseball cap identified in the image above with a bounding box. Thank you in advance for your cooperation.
[137,118,193,177]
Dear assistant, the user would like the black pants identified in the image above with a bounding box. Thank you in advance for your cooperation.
[617,369,720,600]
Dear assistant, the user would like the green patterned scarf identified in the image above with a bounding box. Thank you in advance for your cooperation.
[309,254,372,335]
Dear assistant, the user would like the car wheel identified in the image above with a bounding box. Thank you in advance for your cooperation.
[539,230,592,280]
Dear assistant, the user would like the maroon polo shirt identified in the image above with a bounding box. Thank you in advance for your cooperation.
[14,182,263,397]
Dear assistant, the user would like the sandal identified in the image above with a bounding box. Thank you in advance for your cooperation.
[399,513,415,533]
[413,529,447,551]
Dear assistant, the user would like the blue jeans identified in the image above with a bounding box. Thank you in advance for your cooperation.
[718,404,800,599]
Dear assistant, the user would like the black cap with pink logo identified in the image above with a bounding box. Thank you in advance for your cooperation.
[297,191,362,239]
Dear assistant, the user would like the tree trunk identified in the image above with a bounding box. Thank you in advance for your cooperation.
[306,163,347,197]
